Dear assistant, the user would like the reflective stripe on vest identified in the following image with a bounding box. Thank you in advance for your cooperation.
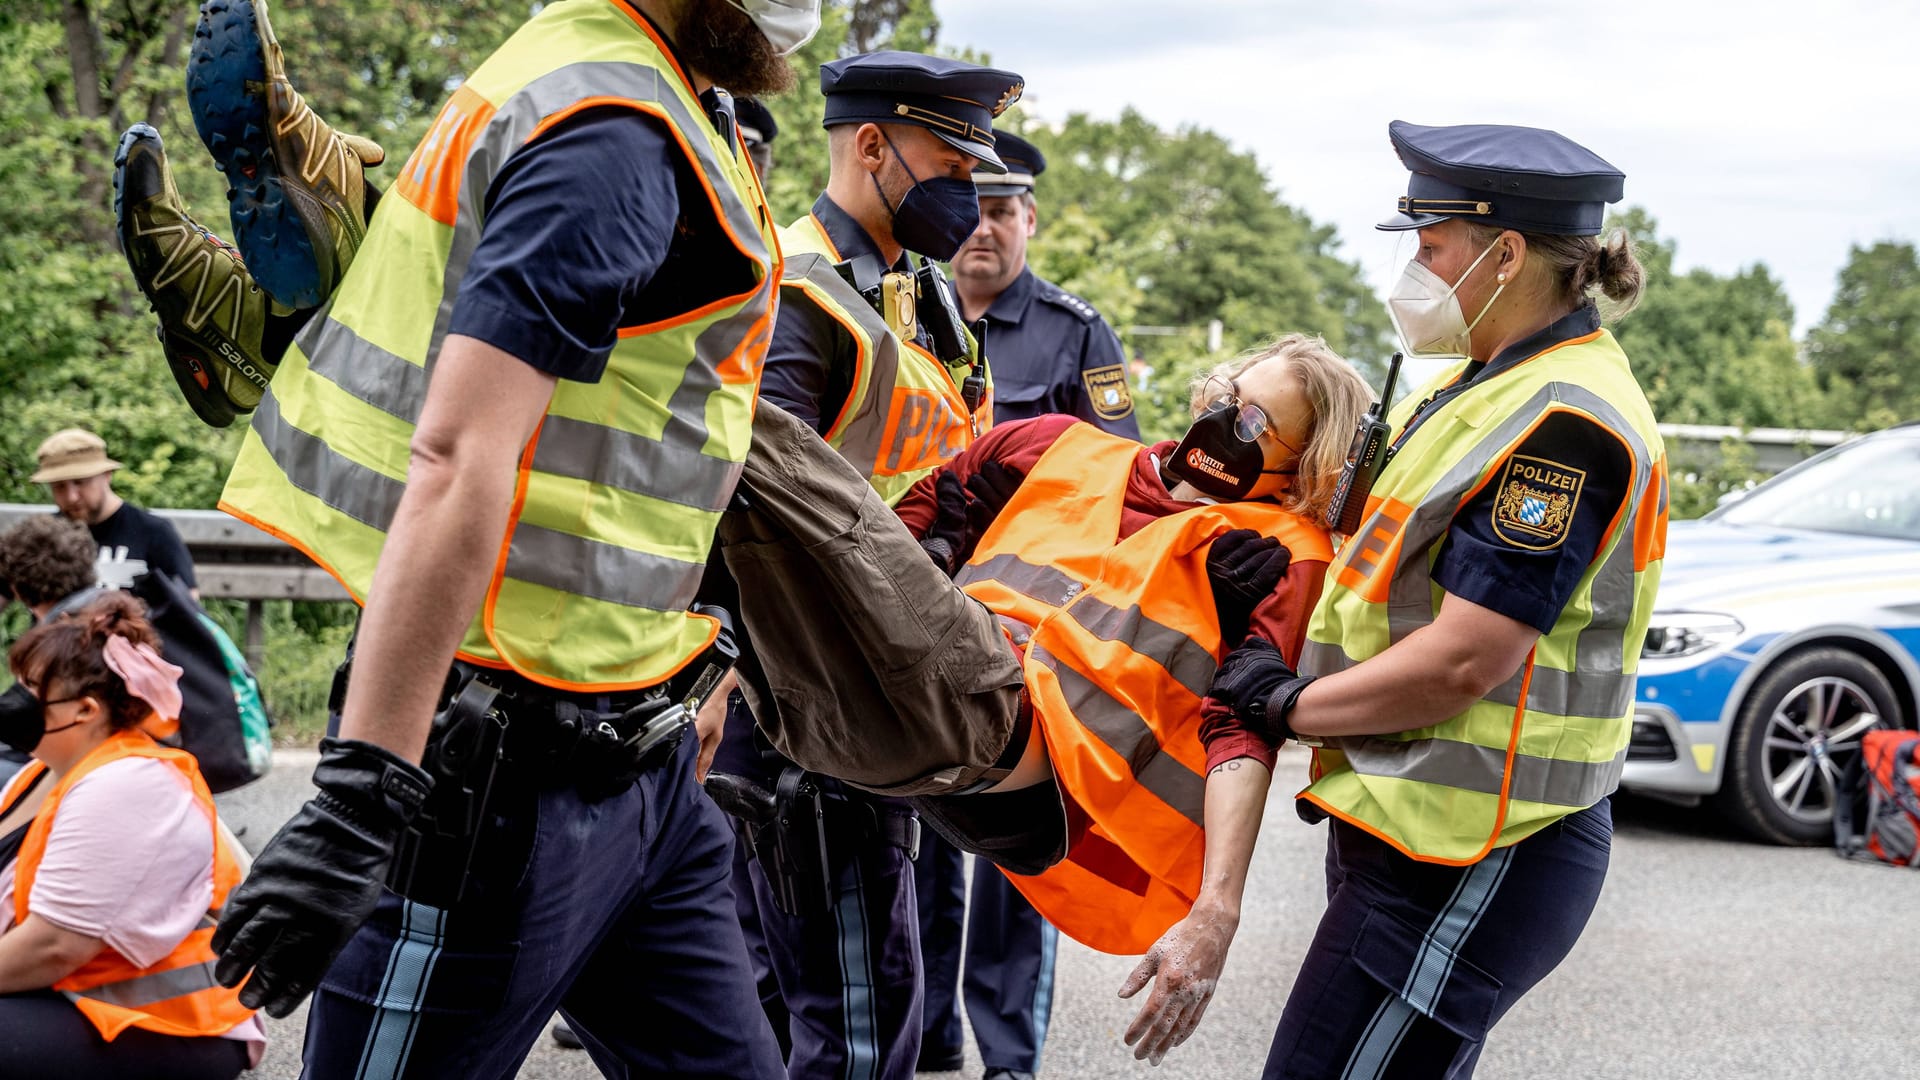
[219,0,779,690]
[7,730,252,1041]
[1300,329,1667,864]
[778,216,991,505]
[957,422,1335,954]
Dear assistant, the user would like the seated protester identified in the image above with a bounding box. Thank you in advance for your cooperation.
[718,333,1371,1064]
[0,516,103,782]
[0,593,262,1079]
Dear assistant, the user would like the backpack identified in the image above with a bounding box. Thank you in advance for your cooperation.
[1833,730,1920,867]
[43,573,272,793]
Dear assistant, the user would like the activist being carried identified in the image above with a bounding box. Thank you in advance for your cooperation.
[717,333,1371,1064]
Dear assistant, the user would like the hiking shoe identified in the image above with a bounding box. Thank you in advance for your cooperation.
[115,123,277,429]
[187,0,384,309]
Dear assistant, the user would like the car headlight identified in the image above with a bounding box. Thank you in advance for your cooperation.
[1642,612,1745,659]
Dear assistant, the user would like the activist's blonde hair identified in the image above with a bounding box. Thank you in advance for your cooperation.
[1189,333,1373,522]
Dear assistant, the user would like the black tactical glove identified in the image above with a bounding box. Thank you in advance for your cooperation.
[1205,529,1292,646]
[212,737,432,1017]
[1207,636,1315,744]
[921,470,973,575]
[963,460,1025,536]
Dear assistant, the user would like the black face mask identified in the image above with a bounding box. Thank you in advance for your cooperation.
[1165,405,1288,502]
[0,683,82,755]
[870,132,981,262]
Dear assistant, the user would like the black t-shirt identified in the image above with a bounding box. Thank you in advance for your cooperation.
[87,502,195,589]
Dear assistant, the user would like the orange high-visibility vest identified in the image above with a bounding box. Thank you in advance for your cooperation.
[955,422,1333,954]
[7,728,253,1041]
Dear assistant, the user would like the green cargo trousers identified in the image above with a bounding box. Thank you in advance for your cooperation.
[717,402,1027,797]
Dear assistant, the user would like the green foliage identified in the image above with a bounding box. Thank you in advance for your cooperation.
[1807,241,1920,431]
[1606,207,1833,432]
[1018,110,1393,441]
[9,0,1915,743]
[1666,439,1766,521]
[204,600,354,743]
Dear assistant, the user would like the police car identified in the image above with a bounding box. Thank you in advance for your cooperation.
[1622,422,1920,844]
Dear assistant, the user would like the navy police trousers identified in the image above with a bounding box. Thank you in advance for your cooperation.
[915,831,1058,1073]
[300,735,783,1079]
[1265,799,1614,1079]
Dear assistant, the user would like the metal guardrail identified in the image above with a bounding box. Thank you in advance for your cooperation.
[0,503,351,669]
[0,423,1853,663]
[1656,424,1852,474]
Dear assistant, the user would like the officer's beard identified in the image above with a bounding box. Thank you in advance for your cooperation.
[675,0,798,98]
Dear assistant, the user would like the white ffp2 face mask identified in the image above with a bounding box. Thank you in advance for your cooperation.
[1386,238,1508,359]
[727,0,822,56]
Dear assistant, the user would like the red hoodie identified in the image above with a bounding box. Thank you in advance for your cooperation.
[895,415,1324,771]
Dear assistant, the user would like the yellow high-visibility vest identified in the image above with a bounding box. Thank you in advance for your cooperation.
[221,0,779,691]
[1300,328,1668,863]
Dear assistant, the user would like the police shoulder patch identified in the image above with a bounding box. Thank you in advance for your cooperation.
[1082,363,1134,420]
[1489,454,1585,550]
[1040,286,1101,323]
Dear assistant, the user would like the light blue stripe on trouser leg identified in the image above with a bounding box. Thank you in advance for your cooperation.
[1339,847,1514,1080]
[353,900,449,1080]
[834,858,880,1080]
[1030,921,1059,1054]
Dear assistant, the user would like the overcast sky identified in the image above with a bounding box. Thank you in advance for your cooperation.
[939,0,1920,335]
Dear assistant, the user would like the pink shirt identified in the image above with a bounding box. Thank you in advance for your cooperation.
[0,757,266,1062]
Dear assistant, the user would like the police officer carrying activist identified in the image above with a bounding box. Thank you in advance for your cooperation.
[703,51,1023,1080]
[916,130,1137,1080]
[950,132,1140,439]
[203,0,815,1073]
[1203,121,1666,1078]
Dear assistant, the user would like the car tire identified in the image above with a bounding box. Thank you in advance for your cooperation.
[1712,646,1903,845]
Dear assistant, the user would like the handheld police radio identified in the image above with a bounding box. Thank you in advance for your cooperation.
[915,255,988,428]
[1323,351,1405,535]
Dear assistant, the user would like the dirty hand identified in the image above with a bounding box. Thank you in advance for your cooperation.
[1117,904,1238,1065]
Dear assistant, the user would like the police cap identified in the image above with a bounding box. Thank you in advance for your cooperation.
[1377,120,1625,237]
[974,131,1045,198]
[736,97,778,149]
[820,51,1024,171]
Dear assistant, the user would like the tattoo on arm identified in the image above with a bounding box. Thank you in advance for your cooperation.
[1209,760,1246,777]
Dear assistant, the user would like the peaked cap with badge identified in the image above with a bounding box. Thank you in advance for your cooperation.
[973,131,1045,198]
[819,51,1024,171]
[1377,120,1625,236]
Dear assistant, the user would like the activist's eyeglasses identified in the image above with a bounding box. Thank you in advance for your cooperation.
[1199,375,1301,454]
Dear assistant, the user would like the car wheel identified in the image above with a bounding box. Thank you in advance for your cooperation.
[1712,646,1902,845]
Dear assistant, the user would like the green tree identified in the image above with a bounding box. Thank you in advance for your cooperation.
[1021,109,1392,440]
[1806,241,1920,431]
[1606,207,1829,432]
[0,1,535,508]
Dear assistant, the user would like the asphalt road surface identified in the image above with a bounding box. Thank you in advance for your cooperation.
[220,746,1913,1079]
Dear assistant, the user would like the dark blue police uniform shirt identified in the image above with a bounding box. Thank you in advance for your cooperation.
[1416,304,1633,634]
[759,194,936,436]
[446,101,758,383]
[980,267,1139,440]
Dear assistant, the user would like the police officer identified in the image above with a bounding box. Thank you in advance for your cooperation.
[919,131,1129,1080]
[1203,121,1665,1078]
[951,132,1141,440]
[203,0,812,1074]
[707,50,1024,1080]
[737,96,779,180]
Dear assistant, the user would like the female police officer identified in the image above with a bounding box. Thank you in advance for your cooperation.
[1206,121,1667,1078]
